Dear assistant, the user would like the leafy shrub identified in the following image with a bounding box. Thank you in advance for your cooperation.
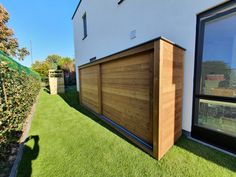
[0,51,41,163]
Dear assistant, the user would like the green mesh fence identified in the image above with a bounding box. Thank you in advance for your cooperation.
[0,50,40,79]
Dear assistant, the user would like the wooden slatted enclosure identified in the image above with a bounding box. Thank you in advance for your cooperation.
[80,65,100,113]
[79,37,185,160]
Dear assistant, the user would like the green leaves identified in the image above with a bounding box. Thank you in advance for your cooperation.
[0,4,30,61]
[0,55,41,160]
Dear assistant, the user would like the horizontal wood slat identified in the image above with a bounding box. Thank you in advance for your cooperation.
[79,38,185,160]
[80,65,100,113]
[102,51,153,144]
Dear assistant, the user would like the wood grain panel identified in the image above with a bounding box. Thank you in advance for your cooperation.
[101,51,154,144]
[80,65,100,113]
[79,38,185,160]
[157,40,184,159]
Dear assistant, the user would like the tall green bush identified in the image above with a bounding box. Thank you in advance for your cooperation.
[0,51,41,162]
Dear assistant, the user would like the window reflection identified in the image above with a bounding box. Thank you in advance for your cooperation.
[201,61,236,97]
[197,99,236,137]
[200,12,236,97]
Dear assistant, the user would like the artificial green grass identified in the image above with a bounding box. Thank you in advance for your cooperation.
[17,88,236,177]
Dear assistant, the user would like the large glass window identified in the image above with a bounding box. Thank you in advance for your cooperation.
[200,12,236,97]
[193,1,236,152]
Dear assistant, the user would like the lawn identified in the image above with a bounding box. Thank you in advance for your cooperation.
[17,88,236,177]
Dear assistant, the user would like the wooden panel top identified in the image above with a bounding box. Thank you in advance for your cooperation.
[79,37,185,70]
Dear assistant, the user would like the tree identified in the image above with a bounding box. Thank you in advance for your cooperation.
[31,60,50,78]
[31,55,76,85]
[58,57,75,72]
[202,60,235,88]
[0,4,29,60]
[45,55,62,69]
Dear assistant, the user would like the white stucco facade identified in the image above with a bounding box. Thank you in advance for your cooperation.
[72,0,227,132]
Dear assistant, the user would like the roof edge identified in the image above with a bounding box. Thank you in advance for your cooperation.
[72,0,83,20]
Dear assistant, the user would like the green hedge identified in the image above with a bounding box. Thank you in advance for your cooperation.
[0,51,41,162]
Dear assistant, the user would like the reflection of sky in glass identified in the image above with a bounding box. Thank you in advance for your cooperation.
[202,12,236,69]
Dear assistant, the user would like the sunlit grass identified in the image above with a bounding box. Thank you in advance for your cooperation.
[17,88,236,177]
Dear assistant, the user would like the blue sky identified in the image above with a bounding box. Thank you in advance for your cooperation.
[1,0,79,67]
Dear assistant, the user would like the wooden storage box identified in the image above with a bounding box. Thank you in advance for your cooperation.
[78,37,185,160]
[49,70,65,95]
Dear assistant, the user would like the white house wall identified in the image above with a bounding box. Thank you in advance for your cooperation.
[72,0,227,132]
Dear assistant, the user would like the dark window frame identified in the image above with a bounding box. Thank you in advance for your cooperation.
[192,1,236,154]
[82,12,87,40]
[118,0,125,5]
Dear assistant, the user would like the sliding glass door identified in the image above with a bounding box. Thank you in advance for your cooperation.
[192,1,236,153]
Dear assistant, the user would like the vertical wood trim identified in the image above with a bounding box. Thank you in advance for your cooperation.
[157,39,164,160]
[79,67,82,104]
[149,52,154,153]
[153,40,160,158]
[97,64,102,114]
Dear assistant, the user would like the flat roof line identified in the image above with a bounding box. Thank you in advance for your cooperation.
[72,0,83,20]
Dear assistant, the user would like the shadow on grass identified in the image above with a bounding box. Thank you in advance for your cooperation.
[0,130,22,177]
[43,87,50,94]
[176,135,236,172]
[58,86,142,152]
[17,135,40,177]
[58,87,236,172]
